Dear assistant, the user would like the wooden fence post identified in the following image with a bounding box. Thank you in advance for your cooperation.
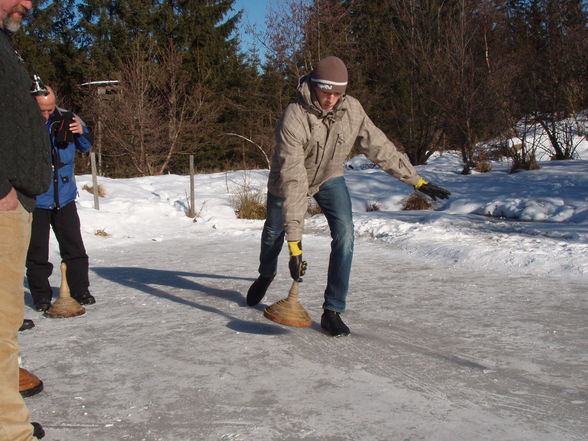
[189,155,195,217]
[90,152,99,210]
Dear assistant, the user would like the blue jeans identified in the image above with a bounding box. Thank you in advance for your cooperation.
[258,176,354,312]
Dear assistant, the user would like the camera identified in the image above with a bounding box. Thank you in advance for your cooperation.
[53,112,75,146]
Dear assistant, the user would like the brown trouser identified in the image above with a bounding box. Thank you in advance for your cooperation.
[0,203,34,441]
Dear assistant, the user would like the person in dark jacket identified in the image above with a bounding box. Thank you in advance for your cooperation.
[26,86,95,312]
[0,1,51,439]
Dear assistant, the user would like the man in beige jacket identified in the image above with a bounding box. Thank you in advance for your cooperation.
[247,56,450,336]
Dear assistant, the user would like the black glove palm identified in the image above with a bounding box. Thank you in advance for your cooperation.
[289,256,308,282]
[288,241,307,282]
[417,181,451,200]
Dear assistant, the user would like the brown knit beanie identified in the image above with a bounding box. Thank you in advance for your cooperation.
[311,56,348,94]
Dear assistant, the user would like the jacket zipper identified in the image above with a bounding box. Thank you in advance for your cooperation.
[311,140,325,186]
[331,133,340,160]
[51,146,61,210]
[315,141,320,164]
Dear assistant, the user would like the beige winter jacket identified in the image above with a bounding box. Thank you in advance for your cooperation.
[268,76,421,241]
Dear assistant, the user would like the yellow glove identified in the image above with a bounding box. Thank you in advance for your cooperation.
[415,177,428,189]
[288,240,302,256]
[287,241,306,281]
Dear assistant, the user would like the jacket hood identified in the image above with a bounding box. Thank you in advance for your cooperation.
[296,75,347,120]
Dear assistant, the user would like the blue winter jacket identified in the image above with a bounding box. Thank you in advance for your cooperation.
[35,109,93,210]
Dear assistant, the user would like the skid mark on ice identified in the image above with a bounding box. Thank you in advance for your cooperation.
[469,390,588,441]
[220,434,245,441]
[290,325,588,440]
[376,329,489,371]
[292,325,449,400]
[377,329,587,437]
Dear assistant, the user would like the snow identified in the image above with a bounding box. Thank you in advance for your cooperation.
[20,147,588,440]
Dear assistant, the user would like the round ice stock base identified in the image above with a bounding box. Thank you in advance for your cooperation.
[45,262,86,318]
[263,280,312,328]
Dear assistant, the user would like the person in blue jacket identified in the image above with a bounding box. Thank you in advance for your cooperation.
[26,86,95,311]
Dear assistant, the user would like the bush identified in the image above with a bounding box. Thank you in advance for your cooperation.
[234,189,266,219]
[510,153,540,173]
[402,193,431,210]
[474,161,492,173]
[82,184,106,197]
[366,200,382,211]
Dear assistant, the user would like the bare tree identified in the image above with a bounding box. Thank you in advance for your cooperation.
[104,37,159,176]
[302,0,354,63]
[92,36,219,177]
[508,0,588,160]
[233,0,313,170]
[510,115,541,172]
[264,0,313,77]
[153,40,219,175]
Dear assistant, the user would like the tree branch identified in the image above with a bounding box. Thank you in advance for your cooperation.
[225,132,271,169]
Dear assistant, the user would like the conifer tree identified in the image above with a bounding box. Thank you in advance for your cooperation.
[13,0,85,108]
[151,1,256,169]
[75,0,263,172]
[344,0,444,165]
[77,0,157,81]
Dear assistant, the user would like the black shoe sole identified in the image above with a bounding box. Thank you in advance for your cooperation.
[32,422,45,439]
[20,380,44,398]
[320,312,351,337]
[246,277,273,306]
[19,320,35,332]
[34,304,51,312]
[321,326,351,337]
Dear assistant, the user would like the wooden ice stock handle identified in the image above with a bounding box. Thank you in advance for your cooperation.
[59,262,72,299]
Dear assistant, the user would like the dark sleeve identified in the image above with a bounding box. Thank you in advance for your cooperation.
[0,32,51,205]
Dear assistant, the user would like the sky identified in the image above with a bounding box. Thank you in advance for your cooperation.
[19,131,588,439]
[234,0,269,29]
[233,0,276,60]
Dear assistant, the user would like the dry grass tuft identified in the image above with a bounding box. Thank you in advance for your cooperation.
[474,160,492,173]
[510,154,540,173]
[366,200,382,212]
[403,193,432,210]
[82,184,106,198]
[95,229,110,237]
[234,189,266,219]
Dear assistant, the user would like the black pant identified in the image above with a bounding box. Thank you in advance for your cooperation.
[26,202,89,304]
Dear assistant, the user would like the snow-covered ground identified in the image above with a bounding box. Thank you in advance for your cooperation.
[20,148,588,440]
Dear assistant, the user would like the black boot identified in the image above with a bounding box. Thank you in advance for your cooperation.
[34,302,50,312]
[321,310,350,337]
[246,275,274,306]
[32,422,45,439]
[19,319,35,332]
[73,291,96,305]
